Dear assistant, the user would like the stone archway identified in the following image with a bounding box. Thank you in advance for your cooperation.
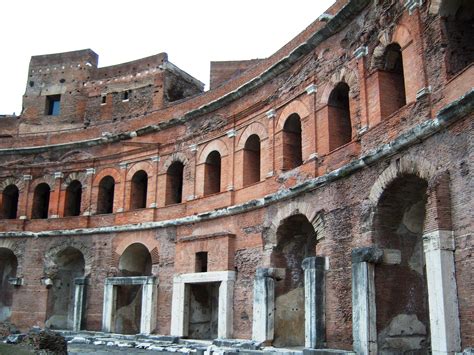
[103,243,157,335]
[353,157,461,354]
[373,174,430,353]
[45,247,85,330]
[254,206,326,348]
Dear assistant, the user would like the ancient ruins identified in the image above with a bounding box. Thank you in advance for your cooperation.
[0,0,472,353]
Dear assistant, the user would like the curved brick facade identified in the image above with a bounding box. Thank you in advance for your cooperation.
[0,0,473,353]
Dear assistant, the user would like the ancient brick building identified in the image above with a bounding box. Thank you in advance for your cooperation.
[0,0,472,353]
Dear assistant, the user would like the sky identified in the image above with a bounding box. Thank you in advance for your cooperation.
[0,0,335,115]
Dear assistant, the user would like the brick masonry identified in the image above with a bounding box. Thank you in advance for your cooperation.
[0,0,472,352]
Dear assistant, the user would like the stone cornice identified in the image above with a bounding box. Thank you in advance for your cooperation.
[0,89,471,238]
[0,0,370,156]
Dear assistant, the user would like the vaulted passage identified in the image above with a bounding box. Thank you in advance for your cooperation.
[2,185,19,219]
[441,0,474,76]
[97,176,115,214]
[64,180,82,217]
[166,161,184,205]
[32,183,51,219]
[204,151,221,196]
[130,170,148,210]
[243,134,261,186]
[0,248,17,322]
[115,243,152,334]
[380,43,407,119]
[282,114,302,170]
[328,82,351,151]
[271,214,316,347]
[46,247,85,330]
[373,175,430,353]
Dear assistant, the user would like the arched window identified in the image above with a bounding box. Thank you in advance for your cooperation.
[32,183,50,219]
[328,82,352,151]
[97,176,115,214]
[130,170,148,210]
[204,151,221,196]
[2,185,19,219]
[64,180,82,217]
[282,114,302,170]
[166,162,184,205]
[380,43,406,119]
[243,134,261,186]
[441,0,474,76]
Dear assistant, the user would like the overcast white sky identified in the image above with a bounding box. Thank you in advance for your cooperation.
[0,0,335,115]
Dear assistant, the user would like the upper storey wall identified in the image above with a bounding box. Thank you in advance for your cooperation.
[18,50,203,133]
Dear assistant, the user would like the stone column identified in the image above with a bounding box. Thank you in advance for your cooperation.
[73,277,88,331]
[218,278,234,338]
[170,279,189,337]
[102,280,117,333]
[302,256,326,349]
[140,277,158,335]
[351,247,383,355]
[252,268,276,344]
[423,231,461,354]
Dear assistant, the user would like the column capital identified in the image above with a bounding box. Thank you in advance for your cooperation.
[302,256,326,270]
[351,246,383,264]
[423,230,454,252]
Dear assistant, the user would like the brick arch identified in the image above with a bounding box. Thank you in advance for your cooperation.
[370,29,395,69]
[392,24,412,49]
[29,175,55,192]
[161,152,189,173]
[368,155,438,205]
[276,100,310,132]
[0,239,26,277]
[126,161,154,181]
[93,167,122,186]
[0,177,25,192]
[263,200,325,248]
[320,66,358,105]
[360,155,438,235]
[113,240,159,268]
[236,121,268,150]
[197,138,229,164]
[63,171,88,189]
[43,240,93,277]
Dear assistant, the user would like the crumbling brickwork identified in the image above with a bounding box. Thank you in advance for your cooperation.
[0,0,472,353]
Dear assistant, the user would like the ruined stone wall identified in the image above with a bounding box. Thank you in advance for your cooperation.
[0,0,472,351]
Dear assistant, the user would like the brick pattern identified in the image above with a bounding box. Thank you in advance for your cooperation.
[0,0,472,350]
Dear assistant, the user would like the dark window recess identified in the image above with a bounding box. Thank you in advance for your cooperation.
[45,95,61,116]
[2,184,19,219]
[166,161,184,205]
[195,252,208,272]
[122,90,130,101]
[101,95,107,104]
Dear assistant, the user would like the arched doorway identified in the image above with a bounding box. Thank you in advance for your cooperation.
[32,183,50,219]
[166,161,184,205]
[204,151,221,196]
[97,176,115,214]
[114,243,152,334]
[45,247,85,330]
[373,175,430,352]
[0,248,17,322]
[64,180,82,217]
[130,170,148,210]
[282,114,303,170]
[271,214,316,347]
[2,185,19,219]
[328,82,351,151]
[243,134,261,186]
